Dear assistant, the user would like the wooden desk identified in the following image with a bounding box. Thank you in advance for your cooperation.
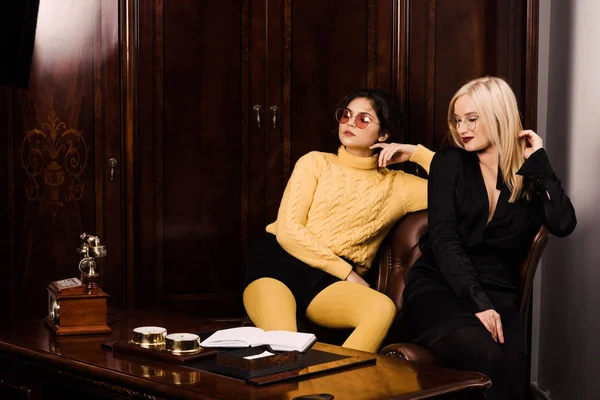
[0,311,490,399]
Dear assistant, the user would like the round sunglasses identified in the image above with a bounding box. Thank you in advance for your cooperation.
[335,108,380,129]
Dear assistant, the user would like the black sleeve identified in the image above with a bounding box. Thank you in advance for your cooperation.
[517,149,577,237]
[427,151,494,313]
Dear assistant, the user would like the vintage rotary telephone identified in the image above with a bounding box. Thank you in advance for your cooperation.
[76,233,107,291]
[44,233,112,335]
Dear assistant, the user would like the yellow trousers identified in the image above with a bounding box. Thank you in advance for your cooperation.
[243,277,396,353]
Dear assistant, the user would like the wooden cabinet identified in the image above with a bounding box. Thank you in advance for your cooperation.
[132,0,539,316]
[0,0,538,321]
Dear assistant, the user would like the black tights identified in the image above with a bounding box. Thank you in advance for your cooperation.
[430,326,528,400]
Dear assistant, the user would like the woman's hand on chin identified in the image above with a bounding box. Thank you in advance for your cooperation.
[370,142,417,167]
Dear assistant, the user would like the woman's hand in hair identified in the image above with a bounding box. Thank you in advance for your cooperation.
[370,142,417,167]
[518,130,544,159]
[345,271,370,288]
[475,309,505,344]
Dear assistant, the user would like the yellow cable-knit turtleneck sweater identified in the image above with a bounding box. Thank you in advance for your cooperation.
[266,145,434,280]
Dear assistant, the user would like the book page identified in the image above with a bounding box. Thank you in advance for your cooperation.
[200,326,266,347]
[262,330,316,352]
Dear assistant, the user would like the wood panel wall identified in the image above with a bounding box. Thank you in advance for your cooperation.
[1,0,124,321]
[0,0,538,321]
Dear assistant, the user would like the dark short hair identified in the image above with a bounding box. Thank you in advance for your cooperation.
[336,88,403,142]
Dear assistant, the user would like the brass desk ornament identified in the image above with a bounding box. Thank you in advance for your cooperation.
[130,326,168,348]
[44,233,112,335]
[165,333,202,354]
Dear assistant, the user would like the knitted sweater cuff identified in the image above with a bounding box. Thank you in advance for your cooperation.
[327,262,353,280]
[409,145,435,170]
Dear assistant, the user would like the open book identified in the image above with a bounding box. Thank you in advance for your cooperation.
[200,327,317,352]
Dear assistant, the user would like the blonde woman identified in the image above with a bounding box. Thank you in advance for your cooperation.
[400,77,576,399]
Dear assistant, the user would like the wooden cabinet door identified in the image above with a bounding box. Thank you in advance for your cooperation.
[287,0,400,160]
[406,0,537,152]
[135,0,264,316]
[266,0,402,222]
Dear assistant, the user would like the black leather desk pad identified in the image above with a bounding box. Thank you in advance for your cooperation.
[184,346,376,386]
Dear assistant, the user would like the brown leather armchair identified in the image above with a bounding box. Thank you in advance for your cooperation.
[286,210,549,359]
[375,210,550,363]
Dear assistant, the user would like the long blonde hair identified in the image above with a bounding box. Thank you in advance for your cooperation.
[447,76,526,202]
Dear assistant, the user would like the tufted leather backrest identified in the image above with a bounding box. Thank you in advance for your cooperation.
[373,210,428,312]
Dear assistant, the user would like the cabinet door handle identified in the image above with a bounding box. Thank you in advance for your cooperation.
[253,105,262,128]
[109,158,118,181]
[270,105,279,129]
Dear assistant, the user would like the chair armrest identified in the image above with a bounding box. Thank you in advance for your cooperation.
[379,342,440,365]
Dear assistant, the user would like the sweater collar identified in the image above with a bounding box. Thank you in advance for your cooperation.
[338,146,378,170]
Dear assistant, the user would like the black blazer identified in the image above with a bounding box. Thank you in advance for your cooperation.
[412,147,576,313]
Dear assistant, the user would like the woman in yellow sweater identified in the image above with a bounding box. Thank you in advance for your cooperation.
[243,89,434,352]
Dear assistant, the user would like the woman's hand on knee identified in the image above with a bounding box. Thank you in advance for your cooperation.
[345,271,370,287]
[475,309,505,344]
